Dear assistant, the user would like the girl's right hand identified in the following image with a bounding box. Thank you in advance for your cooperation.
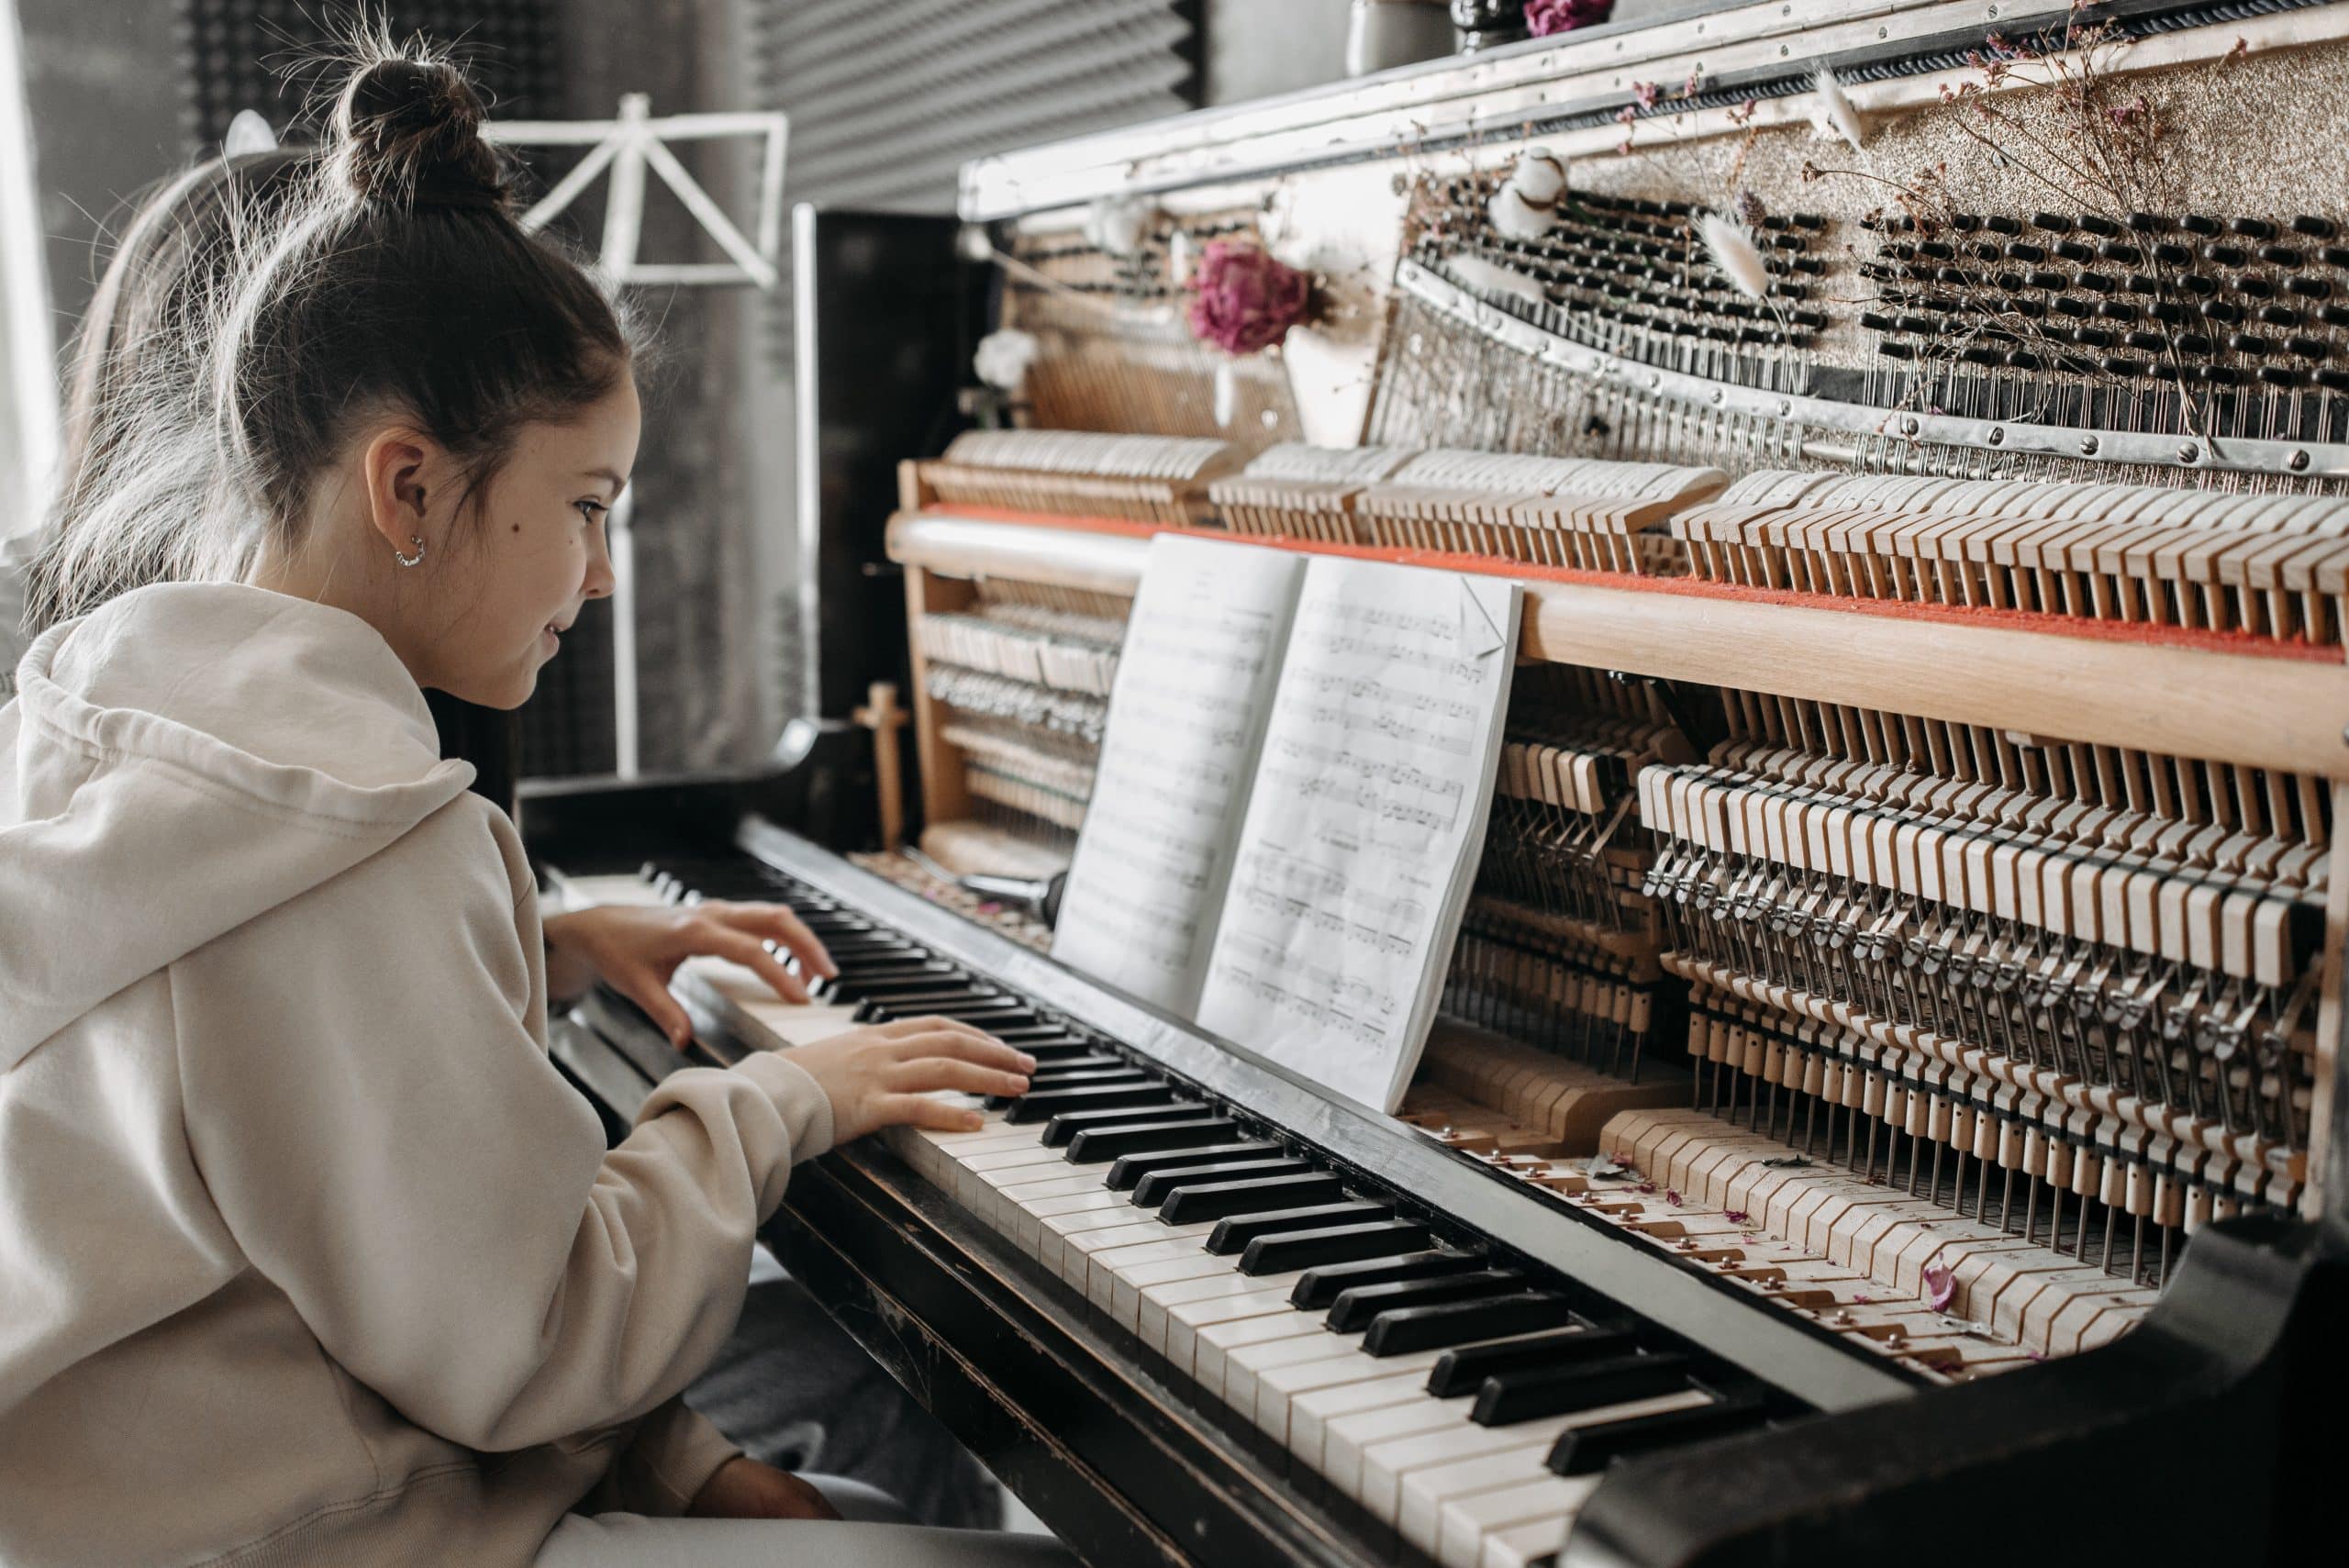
[784,1017,1034,1143]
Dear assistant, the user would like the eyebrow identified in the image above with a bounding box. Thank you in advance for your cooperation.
[582,468,630,498]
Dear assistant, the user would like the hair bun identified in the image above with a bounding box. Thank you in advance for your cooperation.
[334,55,507,211]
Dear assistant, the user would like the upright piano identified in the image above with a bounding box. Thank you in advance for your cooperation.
[529,5,2349,1562]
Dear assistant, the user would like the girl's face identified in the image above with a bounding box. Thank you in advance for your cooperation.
[411,376,640,709]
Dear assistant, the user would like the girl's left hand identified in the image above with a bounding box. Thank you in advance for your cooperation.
[543,901,838,1050]
[685,1456,841,1520]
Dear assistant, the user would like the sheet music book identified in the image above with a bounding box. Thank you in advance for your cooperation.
[1051,535,1522,1111]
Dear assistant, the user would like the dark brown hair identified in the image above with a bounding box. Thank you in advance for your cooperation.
[216,46,634,549]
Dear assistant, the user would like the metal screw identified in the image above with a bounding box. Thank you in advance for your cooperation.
[2289,449,2310,472]
[1987,4,1998,15]
[1778,398,1793,416]
[1878,26,1889,37]
[1987,426,2005,446]
[1780,43,1790,55]
[2177,442,2199,463]
[2080,435,2100,456]
[1901,416,1920,436]
[1710,387,1725,406]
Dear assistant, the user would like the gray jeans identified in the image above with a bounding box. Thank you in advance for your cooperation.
[537,1475,1076,1566]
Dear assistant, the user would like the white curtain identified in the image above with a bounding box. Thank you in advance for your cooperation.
[0,0,57,543]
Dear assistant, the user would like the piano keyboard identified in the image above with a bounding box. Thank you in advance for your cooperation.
[606,842,1944,1568]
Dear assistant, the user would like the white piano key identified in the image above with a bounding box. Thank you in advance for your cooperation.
[1475,1509,1576,1568]
[1401,1444,1564,1557]
[1326,1395,1481,1505]
[1288,1368,1444,1472]
[1189,1308,1329,1402]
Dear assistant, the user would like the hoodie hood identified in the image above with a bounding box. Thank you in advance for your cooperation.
[0,583,474,1067]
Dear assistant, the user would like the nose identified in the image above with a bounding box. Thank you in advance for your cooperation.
[581,511,617,602]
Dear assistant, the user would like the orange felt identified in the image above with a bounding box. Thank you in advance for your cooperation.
[917,505,2346,668]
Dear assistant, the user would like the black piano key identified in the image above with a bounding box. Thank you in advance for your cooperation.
[988,1069,1152,1111]
[1023,1066,1152,1089]
[1014,1054,1125,1076]
[1547,1387,1771,1474]
[1425,1329,1635,1397]
[1042,1102,1208,1148]
[1206,1200,1391,1255]
[870,1003,1038,1029]
[1240,1219,1433,1276]
[1130,1157,1309,1207]
[1291,1250,1487,1311]
[1157,1172,1344,1225]
[1364,1293,1577,1357]
[1005,1083,1177,1125]
[1470,1352,1693,1427]
[1327,1269,1527,1333]
[1013,1037,1114,1061]
[1065,1118,1239,1164]
[1109,1141,1286,1191]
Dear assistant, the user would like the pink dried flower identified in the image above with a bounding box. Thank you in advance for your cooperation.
[1615,104,1638,128]
[1524,0,1612,36]
[1853,1292,1872,1305]
[1631,80,1660,109]
[1185,240,1311,356]
[1664,1189,1684,1207]
[1632,1181,1658,1195]
[1724,1209,1752,1225]
[1923,1262,1957,1312]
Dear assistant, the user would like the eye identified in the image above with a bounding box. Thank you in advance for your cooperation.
[573,499,608,526]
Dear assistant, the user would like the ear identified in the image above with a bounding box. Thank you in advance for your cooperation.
[359,427,448,558]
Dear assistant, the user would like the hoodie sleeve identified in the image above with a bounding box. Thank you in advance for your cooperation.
[169,799,837,1452]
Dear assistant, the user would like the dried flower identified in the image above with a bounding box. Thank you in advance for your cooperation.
[1632,1181,1658,1195]
[1923,1262,1957,1312]
[1186,240,1311,355]
[973,328,1041,391]
[1524,0,1612,36]
[1631,80,1660,109]
[1447,252,1549,310]
[1664,1189,1684,1207]
[1082,194,1156,258]
[1697,211,1771,300]
[1614,104,1638,128]
[1853,1292,1872,1305]
[1810,65,1866,151]
[1732,192,1765,228]
[1724,1209,1752,1225]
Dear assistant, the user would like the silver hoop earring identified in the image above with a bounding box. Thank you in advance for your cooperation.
[392,535,426,569]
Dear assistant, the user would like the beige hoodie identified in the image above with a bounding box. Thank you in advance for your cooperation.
[0,583,839,1566]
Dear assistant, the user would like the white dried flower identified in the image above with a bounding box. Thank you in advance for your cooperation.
[1697,211,1771,301]
[1082,195,1156,258]
[1447,253,1550,310]
[973,328,1041,391]
[1487,149,1568,240]
[1809,65,1866,151]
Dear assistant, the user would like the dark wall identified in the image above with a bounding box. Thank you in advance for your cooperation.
[552,0,764,774]
[13,0,768,776]
[17,0,185,329]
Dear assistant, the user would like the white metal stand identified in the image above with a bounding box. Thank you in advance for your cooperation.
[486,98,788,778]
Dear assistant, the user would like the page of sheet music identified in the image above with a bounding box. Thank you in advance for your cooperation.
[1195,557,1521,1111]
[1050,536,1306,1015]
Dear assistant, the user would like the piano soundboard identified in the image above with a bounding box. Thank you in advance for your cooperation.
[540,5,2349,1564]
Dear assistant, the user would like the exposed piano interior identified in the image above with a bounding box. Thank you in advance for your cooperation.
[529,5,2349,1565]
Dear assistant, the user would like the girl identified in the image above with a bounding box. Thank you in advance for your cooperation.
[6,138,827,1066]
[0,46,1058,1568]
